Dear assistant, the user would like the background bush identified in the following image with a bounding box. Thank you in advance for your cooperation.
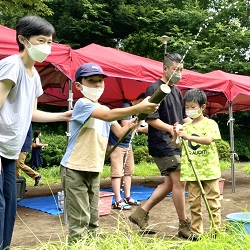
[214,112,250,161]
[41,134,67,167]
[30,132,231,167]
[132,133,231,164]
[215,140,230,162]
[27,107,244,167]
[29,121,68,168]
[32,105,250,165]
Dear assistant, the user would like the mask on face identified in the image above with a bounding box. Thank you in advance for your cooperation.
[170,73,182,84]
[186,109,202,119]
[80,85,104,102]
[26,40,51,62]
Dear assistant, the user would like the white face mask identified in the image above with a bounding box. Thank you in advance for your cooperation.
[80,85,104,102]
[26,40,51,62]
[186,109,202,119]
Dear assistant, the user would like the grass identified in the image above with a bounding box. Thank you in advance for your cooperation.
[243,163,250,174]
[18,160,250,249]
[13,215,250,249]
[25,160,238,187]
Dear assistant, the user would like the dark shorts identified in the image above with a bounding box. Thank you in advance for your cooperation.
[152,155,181,176]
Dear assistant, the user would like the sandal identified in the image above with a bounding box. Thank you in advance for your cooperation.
[124,196,141,206]
[113,199,132,210]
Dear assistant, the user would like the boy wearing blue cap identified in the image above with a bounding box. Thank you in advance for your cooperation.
[60,62,159,243]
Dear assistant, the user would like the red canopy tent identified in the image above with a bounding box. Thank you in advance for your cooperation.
[204,70,250,112]
[178,70,250,116]
[178,69,250,192]
[71,43,226,108]
[42,43,216,108]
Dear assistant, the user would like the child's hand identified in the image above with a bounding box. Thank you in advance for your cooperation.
[127,117,139,130]
[137,97,159,114]
[177,127,189,140]
[173,123,183,144]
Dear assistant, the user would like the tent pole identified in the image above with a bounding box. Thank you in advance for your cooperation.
[63,79,73,225]
[228,101,235,193]
[66,79,73,144]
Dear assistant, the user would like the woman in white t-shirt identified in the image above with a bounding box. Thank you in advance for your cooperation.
[0,16,71,250]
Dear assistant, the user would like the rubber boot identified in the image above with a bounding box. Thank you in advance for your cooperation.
[128,206,156,234]
[178,218,198,241]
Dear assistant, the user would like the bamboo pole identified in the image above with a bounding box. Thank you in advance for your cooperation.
[105,84,171,159]
[181,139,216,230]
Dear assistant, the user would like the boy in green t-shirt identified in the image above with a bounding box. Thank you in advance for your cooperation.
[173,88,221,236]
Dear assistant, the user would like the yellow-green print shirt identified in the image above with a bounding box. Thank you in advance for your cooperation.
[180,117,221,181]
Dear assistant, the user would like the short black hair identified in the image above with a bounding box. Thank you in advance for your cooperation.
[135,93,146,100]
[164,53,183,67]
[184,88,207,107]
[16,15,55,52]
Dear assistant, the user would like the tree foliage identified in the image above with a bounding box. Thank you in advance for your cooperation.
[1,0,250,159]
[0,0,53,28]
[45,0,113,47]
[42,0,250,74]
[1,0,249,75]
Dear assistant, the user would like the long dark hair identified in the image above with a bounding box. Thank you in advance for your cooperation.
[33,130,41,140]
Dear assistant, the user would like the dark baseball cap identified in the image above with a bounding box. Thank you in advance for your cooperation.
[75,62,108,82]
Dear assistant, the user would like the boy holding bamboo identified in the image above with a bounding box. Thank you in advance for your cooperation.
[173,88,222,237]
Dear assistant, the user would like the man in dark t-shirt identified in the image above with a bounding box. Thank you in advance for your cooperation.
[129,53,197,240]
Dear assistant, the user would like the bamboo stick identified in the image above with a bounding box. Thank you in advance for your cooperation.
[105,84,171,159]
[182,139,216,230]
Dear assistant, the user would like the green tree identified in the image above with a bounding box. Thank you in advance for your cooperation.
[121,0,250,74]
[0,0,53,28]
[45,0,113,48]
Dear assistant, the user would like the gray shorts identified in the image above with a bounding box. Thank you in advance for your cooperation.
[152,155,181,176]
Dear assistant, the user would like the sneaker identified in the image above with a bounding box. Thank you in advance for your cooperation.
[113,199,132,210]
[34,175,42,186]
[124,196,141,206]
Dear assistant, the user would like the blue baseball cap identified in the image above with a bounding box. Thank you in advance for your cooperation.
[75,62,108,81]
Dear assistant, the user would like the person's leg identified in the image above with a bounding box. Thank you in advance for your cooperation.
[165,155,197,240]
[0,158,4,250]
[123,146,140,205]
[142,176,172,212]
[123,146,133,199]
[1,157,17,250]
[18,152,39,179]
[62,168,90,242]
[169,170,186,220]
[109,146,131,210]
[187,181,203,235]
[129,155,175,232]
[170,171,197,239]
[128,176,172,233]
[203,179,221,233]
[88,172,100,237]
[16,152,40,187]
[110,146,124,202]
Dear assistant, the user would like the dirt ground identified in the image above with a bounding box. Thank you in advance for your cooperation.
[11,164,250,249]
